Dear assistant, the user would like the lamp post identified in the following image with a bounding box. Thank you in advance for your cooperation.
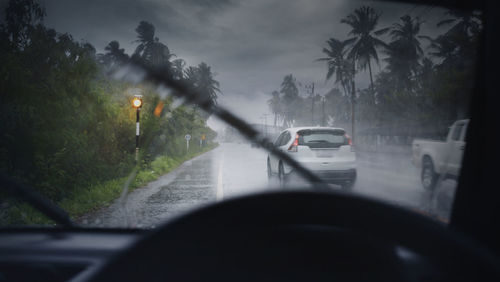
[322,96,326,127]
[132,95,143,163]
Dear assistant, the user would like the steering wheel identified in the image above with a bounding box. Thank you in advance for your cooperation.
[83,191,500,282]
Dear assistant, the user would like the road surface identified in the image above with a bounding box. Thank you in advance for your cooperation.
[81,142,456,228]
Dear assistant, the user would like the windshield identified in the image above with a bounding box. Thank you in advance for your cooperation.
[0,0,481,228]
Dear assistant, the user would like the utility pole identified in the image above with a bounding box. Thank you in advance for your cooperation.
[311,82,315,126]
[322,96,326,127]
[306,83,315,125]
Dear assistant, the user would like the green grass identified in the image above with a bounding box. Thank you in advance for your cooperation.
[4,143,218,226]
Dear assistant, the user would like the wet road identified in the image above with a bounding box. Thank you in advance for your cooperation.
[81,142,456,228]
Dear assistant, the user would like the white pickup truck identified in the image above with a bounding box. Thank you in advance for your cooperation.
[412,119,469,190]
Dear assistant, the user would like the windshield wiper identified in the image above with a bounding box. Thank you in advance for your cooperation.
[119,59,327,189]
[0,174,75,227]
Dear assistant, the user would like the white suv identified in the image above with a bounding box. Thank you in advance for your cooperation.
[267,127,357,189]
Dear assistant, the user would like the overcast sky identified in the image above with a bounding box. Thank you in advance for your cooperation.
[37,0,448,131]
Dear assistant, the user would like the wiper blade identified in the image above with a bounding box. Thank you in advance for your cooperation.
[0,174,75,227]
[120,59,328,190]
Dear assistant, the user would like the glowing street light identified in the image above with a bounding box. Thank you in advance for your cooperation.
[132,94,143,162]
[132,96,143,108]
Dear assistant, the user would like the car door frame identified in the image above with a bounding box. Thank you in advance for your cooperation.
[449,120,468,176]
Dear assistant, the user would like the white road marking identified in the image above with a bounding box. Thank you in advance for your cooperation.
[216,155,224,201]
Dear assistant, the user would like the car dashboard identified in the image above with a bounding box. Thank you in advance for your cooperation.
[0,229,142,282]
[0,227,452,282]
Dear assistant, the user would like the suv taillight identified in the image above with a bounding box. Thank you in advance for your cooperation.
[288,134,299,152]
[345,134,352,145]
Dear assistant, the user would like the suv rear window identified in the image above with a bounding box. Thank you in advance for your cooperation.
[298,129,347,148]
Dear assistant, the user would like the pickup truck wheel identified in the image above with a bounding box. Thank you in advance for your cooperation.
[422,157,438,190]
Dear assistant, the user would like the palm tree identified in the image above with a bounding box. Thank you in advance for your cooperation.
[171,58,186,80]
[182,63,220,119]
[101,40,129,67]
[280,74,299,100]
[133,21,175,67]
[341,6,389,102]
[423,34,463,68]
[426,9,482,69]
[437,9,482,37]
[267,91,281,127]
[317,37,355,97]
[184,66,198,84]
[385,15,424,92]
[390,15,423,64]
[133,21,154,59]
[196,62,221,107]
[280,74,299,127]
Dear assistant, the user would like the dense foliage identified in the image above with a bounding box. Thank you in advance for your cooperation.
[0,0,218,207]
[268,6,481,140]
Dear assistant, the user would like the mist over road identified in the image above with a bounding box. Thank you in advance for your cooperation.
[81,143,455,228]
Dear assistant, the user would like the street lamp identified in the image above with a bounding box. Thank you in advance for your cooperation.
[132,94,143,162]
[321,96,326,127]
[132,97,142,108]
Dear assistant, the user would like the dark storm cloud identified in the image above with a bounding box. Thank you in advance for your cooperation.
[40,0,236,49]
[37,0,449,126]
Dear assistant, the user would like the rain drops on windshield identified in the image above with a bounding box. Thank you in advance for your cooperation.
[0,0,480,227]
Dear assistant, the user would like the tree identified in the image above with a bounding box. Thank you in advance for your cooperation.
[183,62,221,119]
[280,74,299,100]
[280,74,299,127]
[196,62,220,107]
[437,9,482,38]
[171,58,186,80]
[425,34,461,67]
[384,15,425,92]
[99,40,129,68]
[317,37,354,97]
[267,90,281,127]
[1,0,45,48]
[341,6,389,103]
[0,0,219,222]
[184,66,198,84]
[133,21,174,67]
[324,88,350,126]
[415,57,437,114]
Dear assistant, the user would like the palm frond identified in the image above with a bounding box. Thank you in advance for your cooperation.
[374,27,390,36]
[437,18,456,27]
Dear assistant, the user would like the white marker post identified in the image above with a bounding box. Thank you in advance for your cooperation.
[185,134,191,152]
[131,94,143,163]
